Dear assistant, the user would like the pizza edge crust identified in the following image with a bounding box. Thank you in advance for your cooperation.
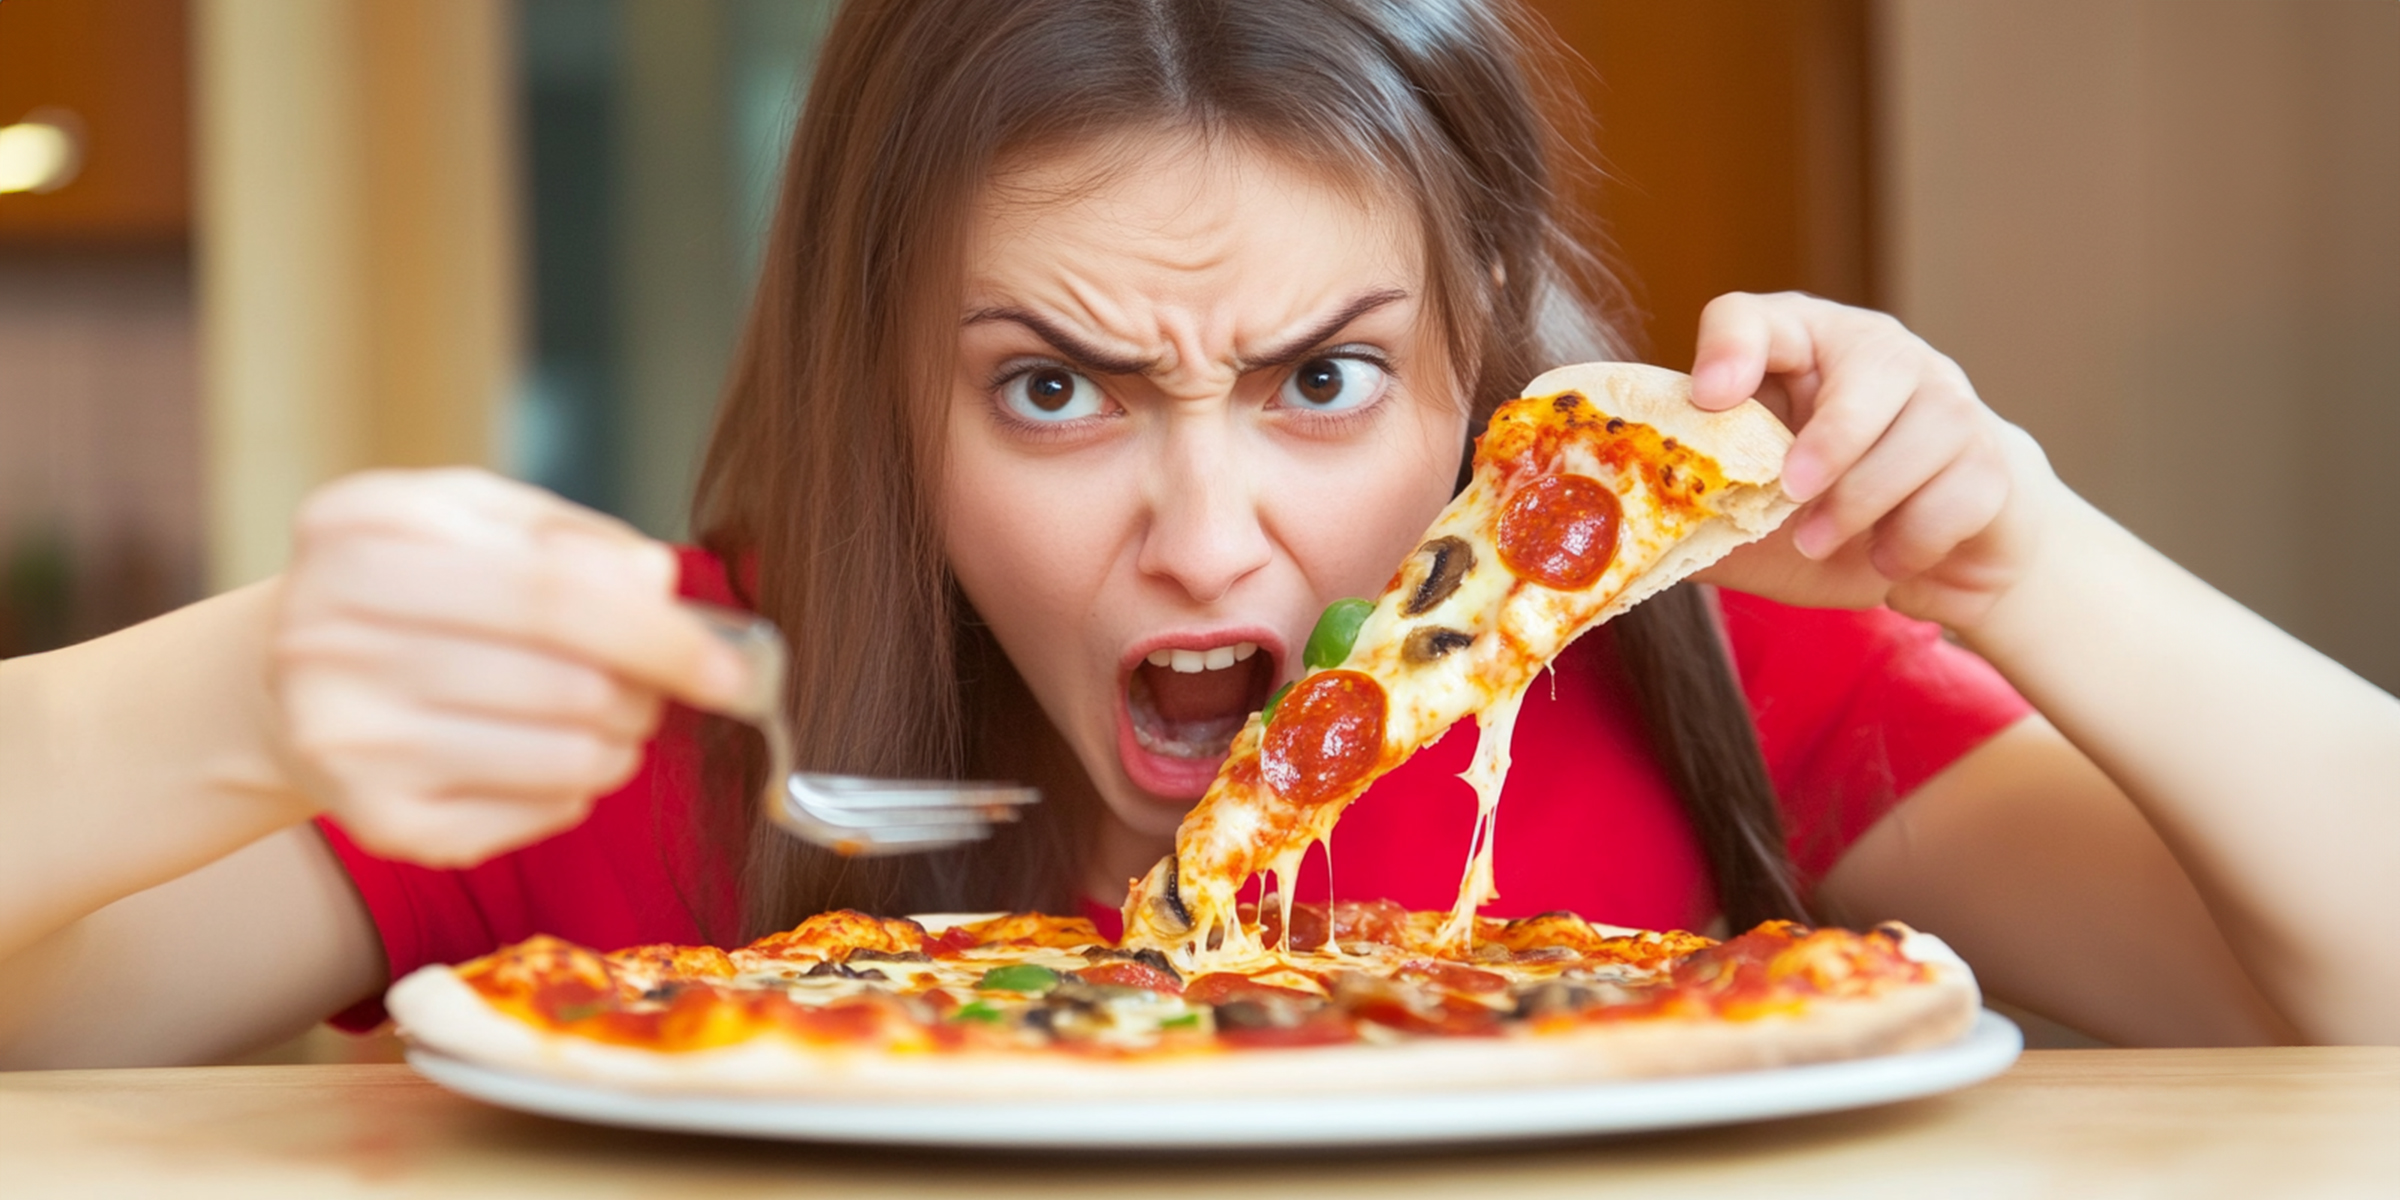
[1524,360,1794,485]
[388,933,1978,1101]
[1531,361,1800,631]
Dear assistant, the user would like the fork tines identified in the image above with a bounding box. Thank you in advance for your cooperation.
[779,773,1040,856]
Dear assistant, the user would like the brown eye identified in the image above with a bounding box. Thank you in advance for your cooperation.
[1001,366,1102,422]
[1295,359,1341,404]
[1026,368,1075,411]
[1279,356,1385,413]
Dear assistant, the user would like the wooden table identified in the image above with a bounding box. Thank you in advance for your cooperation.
[4,1048,2396,1198]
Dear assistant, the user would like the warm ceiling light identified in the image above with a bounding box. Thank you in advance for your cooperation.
[0,109,84,195]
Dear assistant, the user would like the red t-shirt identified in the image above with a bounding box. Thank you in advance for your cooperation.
[324,549,2028,1028]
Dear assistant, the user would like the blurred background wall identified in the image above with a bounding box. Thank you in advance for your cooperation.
[196,0,519,590]
[0,0,197,655]
[0,0,2392,695]
[1877,0,2400,699]
[512,0,836,540]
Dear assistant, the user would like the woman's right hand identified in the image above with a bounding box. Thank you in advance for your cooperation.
[271,469,750,867]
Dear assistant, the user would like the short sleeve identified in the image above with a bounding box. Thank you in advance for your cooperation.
[1718,591,2033,888]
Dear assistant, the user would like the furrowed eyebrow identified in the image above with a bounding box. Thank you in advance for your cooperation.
[961,287,1412,379]
[960,307,1159,376]
[1234,288,1412,372]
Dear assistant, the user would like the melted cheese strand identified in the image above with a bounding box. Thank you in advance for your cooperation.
[1321,830,1336,953]
[1440,683,1527,947]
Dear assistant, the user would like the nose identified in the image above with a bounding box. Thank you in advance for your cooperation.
[1135,412,1273,605]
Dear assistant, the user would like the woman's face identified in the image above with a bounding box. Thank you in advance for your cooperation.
[940,133,1469,883]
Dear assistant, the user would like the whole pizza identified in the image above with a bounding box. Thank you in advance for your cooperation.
[388,363,1984,1097]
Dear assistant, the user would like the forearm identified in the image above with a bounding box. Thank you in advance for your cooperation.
[1963,492,2400,1043]
[0,582,317,964]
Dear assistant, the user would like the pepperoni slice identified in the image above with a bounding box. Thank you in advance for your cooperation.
[1184,973,1321,1006]
[1260,670,1387,806]
[1214,1011,1357,1048]
[1076,961,1185,994]
[1496,473,1620,590]
[922,927,982,958]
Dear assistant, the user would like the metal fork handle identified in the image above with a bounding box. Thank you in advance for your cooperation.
[682,603,1038,856]
[682,602,798,818]
[790,773,1041,810]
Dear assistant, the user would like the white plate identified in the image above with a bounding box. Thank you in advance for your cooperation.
[405,1010,2021,1149]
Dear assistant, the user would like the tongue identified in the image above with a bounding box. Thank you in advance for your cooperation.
[1141,660,1254,723]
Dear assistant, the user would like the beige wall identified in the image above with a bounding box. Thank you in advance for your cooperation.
[1878,0,2400,692]
[195,0,519,590]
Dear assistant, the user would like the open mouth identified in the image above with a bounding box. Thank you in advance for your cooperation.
[1117,638,1278,798]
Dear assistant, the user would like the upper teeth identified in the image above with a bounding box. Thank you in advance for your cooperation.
[1146,642,1259,673]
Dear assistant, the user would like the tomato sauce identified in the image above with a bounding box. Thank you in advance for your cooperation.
[525,976,608,1021]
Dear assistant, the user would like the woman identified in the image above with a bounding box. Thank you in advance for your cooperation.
[2,0,2394,1068]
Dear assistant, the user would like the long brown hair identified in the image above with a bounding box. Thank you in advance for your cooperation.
[693,0,1804,939]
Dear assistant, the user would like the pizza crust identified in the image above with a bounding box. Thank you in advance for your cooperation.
[389,931,1979,1101]
[1522,361,1794,485]
[1522,362,1800,634]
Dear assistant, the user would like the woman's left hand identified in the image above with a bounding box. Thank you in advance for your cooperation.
[1685,291,2062,633]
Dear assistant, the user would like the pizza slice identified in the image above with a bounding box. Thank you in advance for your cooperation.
[1123,362,1799,962]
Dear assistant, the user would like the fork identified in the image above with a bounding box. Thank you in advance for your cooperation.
[687,605,1041,855]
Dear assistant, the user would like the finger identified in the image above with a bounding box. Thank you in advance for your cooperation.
[1746,373,1796,428]
[290,530,746,711]
[1864,448,2012,581]
[1785,382,1979,559]
[331,791,596,869]
[289,467,741,704]
[293,470,710,684]
[298,468,647,553]
[1773,325,1929,503]
[1689,292,1827,411]
[277,622,666,740]
[285,682,649,799]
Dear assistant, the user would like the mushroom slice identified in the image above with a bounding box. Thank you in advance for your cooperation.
[1402,626,1474,664]
[1401,536,1475,616]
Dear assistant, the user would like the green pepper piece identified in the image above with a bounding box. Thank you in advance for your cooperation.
[1159,1012,1202,1030]
[1260,680,1294,724]
[951,1000,1005,1023]
[1302,597,1375,672]
[975,963,1061,993]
